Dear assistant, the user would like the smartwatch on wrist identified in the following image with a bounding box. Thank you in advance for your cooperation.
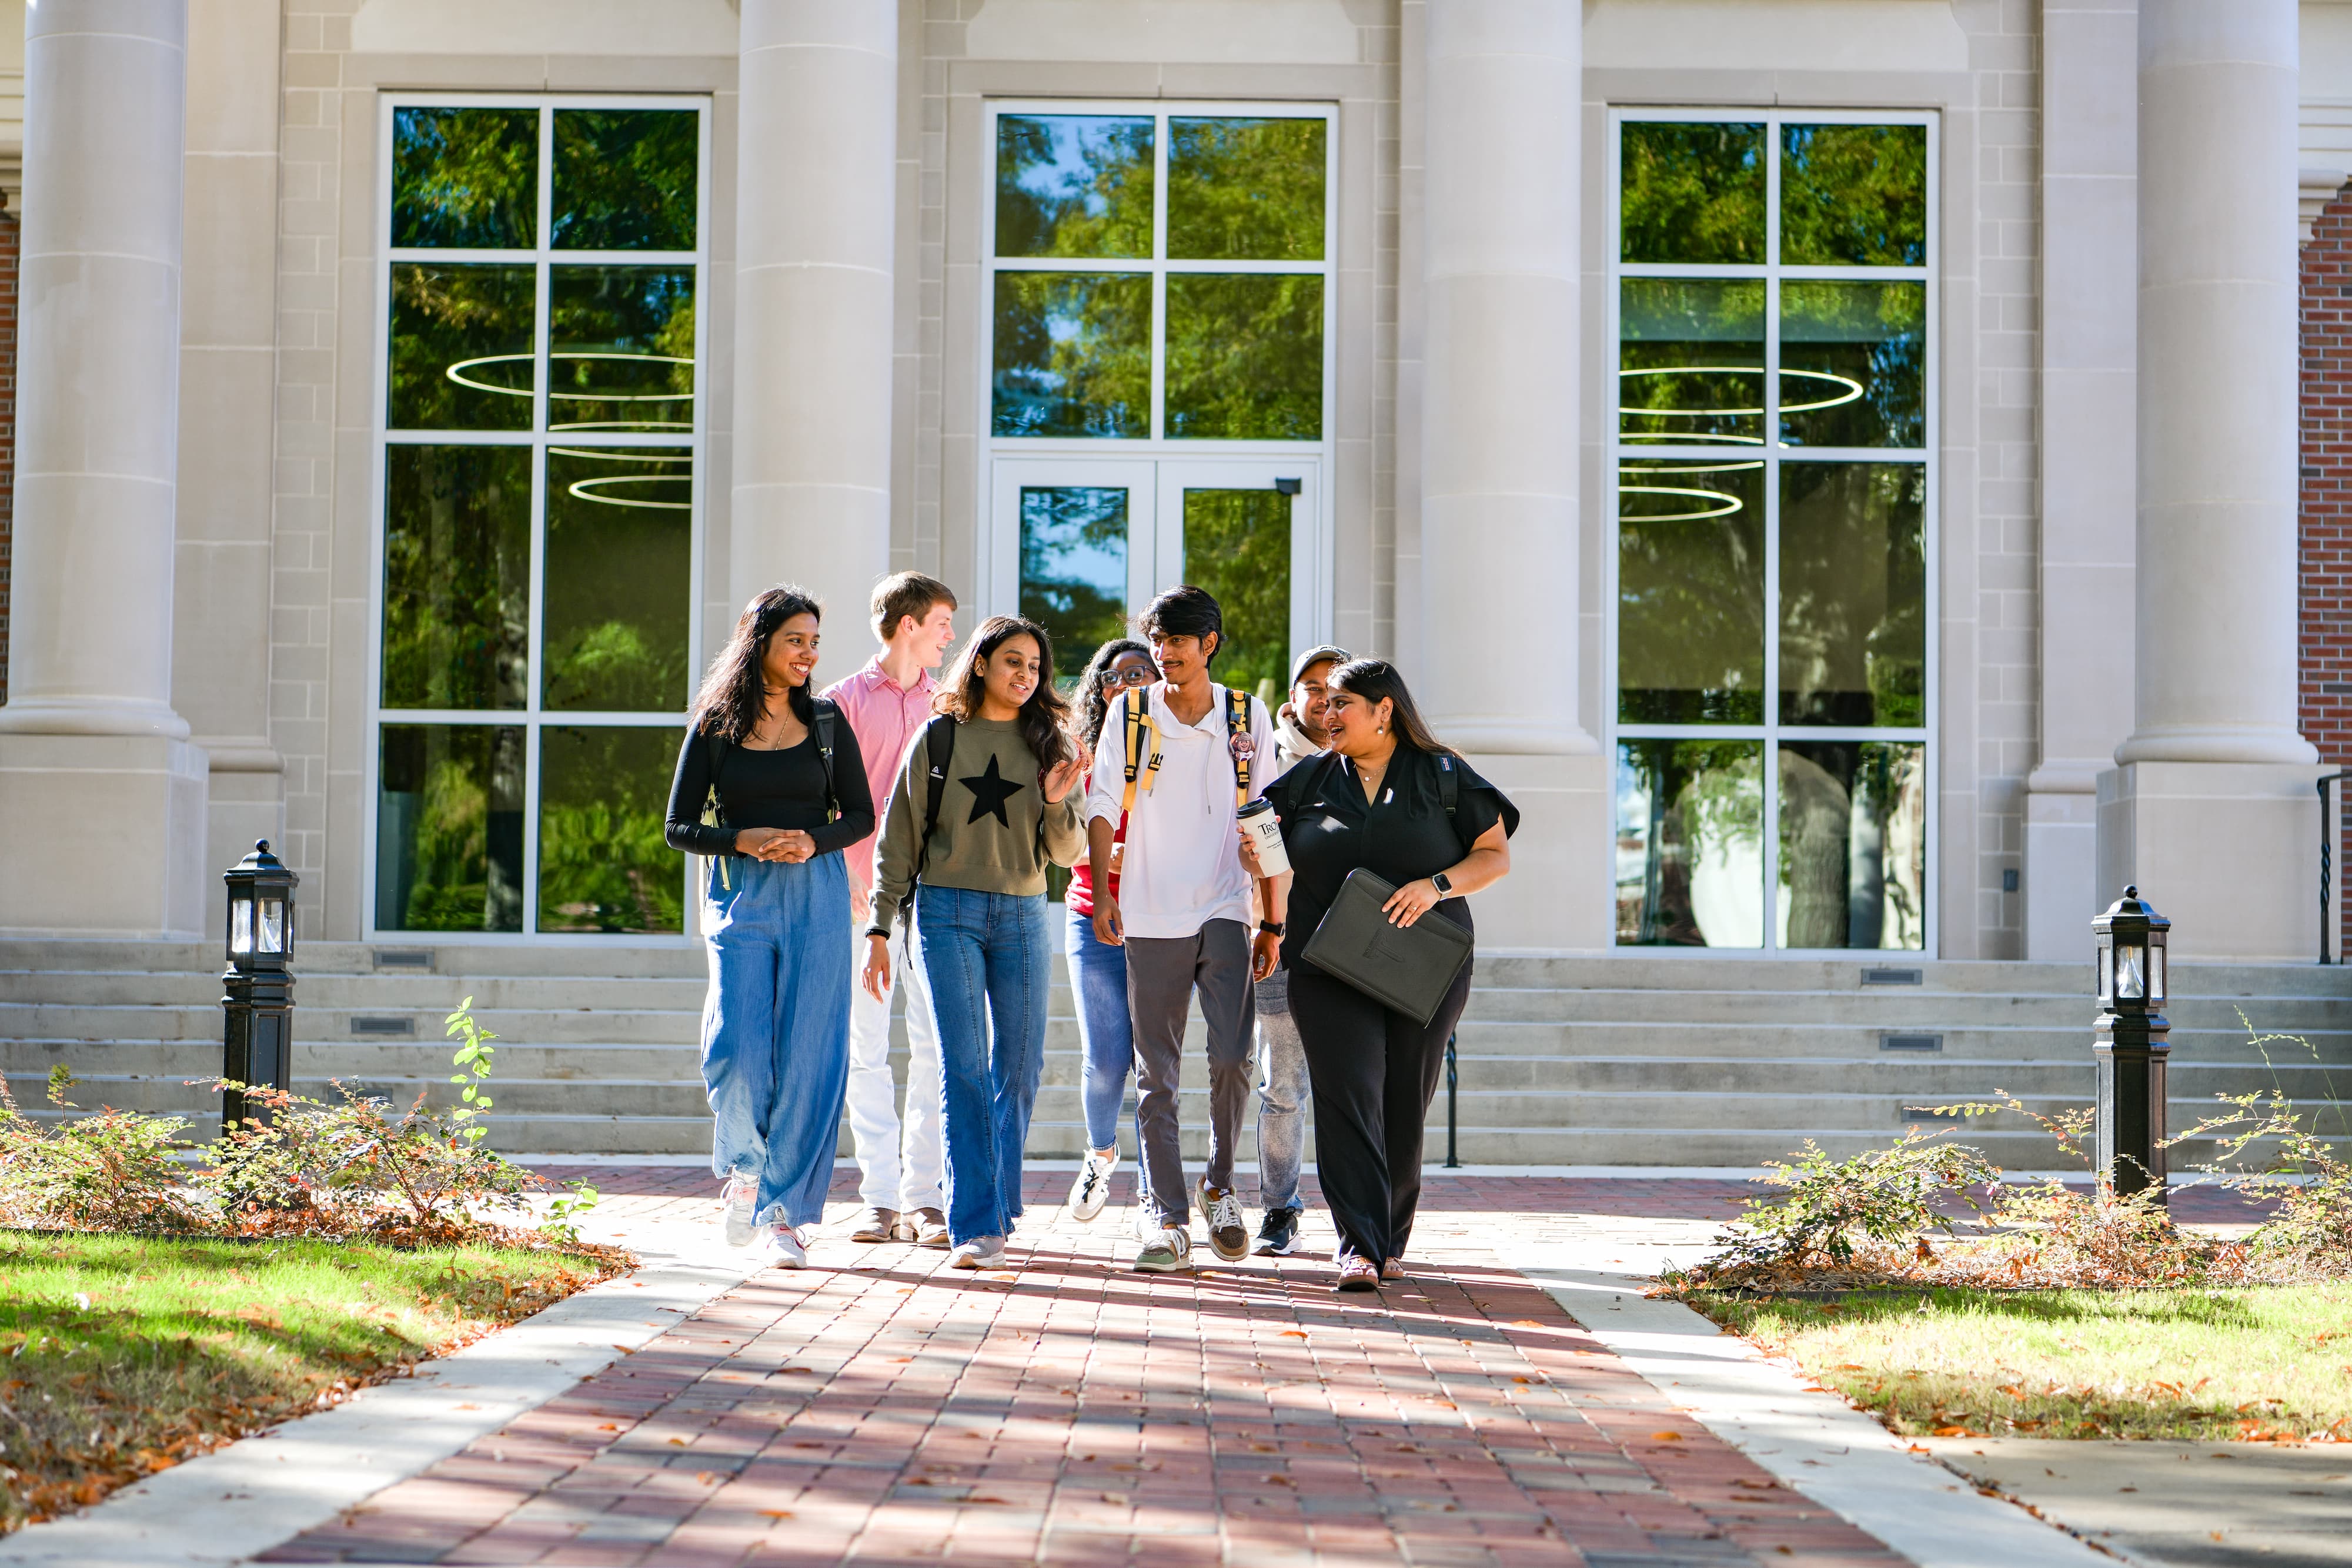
[1430,871,1454,897]
[1258,920,1286,936]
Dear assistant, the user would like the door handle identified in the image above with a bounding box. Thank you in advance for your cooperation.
[1273,477,1301,496]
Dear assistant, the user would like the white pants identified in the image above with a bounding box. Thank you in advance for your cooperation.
[845,921,946,1213]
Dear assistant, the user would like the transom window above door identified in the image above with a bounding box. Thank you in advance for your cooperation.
[1608,112,1935,954]
[987,103,1333,443]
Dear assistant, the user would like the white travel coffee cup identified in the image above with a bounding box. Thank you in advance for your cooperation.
[1237,797,1290,877]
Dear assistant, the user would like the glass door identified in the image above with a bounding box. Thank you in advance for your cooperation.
[990,458,1318,695]
[1155,460,1318,703]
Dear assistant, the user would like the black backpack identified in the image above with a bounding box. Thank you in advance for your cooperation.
[897,716,960,931]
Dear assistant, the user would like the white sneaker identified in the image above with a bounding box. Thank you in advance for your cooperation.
[1068,1149,1117,1222]
[759,1224,808,1269]
[720,1174,757,1248]
[950,1235,1008,1270]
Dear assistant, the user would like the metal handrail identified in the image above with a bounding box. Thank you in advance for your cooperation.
[1443,1032,1459,1168]
[2323,770,2352,964]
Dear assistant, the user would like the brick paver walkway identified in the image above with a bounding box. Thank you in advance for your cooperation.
[258,1174,1916,1567]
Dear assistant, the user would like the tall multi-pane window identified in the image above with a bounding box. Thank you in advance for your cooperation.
[1610,113,1933,951]
[984,103,1333,698]
[371,98,706,936]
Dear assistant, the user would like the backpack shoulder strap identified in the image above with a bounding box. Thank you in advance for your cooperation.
[812,700,841,823]
[1224,687,1252,807]
[1435,750,1471,854]
[898,716,958,930]
[1119,691,1162,817]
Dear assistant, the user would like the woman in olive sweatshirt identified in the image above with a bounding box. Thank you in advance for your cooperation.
[863,616,1087,1269]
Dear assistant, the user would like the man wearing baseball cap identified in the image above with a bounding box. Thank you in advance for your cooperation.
[1251,642,1349,1255]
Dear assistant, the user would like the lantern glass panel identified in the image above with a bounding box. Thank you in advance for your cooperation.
[2116,940,2146,1001]
[2096,941,2112,1006]
[229,893,255,957]
[2149,942,2166,1008]
[258,895,288,956]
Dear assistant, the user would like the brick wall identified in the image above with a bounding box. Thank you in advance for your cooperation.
[0,206,15,707]
[2303,181,2352,944]
[2304,183,2352,771]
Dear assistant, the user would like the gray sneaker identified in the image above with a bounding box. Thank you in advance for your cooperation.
[720,1174,757,1249]
[1132,1225,1193,1273]
[1197,1178,1249,1262]
[950,1235,1009,1270]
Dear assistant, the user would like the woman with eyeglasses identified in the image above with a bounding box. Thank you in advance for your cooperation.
[1060,638,1157,1224]
[666,586,875,1269]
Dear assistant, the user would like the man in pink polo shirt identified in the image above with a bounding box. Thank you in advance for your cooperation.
[820,573,958,1247]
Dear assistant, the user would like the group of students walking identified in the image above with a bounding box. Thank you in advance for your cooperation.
[664,573,1516,1290]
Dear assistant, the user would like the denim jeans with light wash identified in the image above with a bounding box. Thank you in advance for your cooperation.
[1254,968,1310,1212]
[1065,901,1134,1152]
[915,885,1050,1245]
[697,852,852,1232]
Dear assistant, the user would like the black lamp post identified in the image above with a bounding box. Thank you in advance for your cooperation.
[221,840,298,1131]
[2092,885,2170,1202]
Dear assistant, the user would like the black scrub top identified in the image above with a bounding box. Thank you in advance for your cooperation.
[1262,745,1519,969]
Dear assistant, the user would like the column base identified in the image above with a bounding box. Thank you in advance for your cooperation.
[1454,750,1612,952]
[2024,787,2099,962]
[2095,760,2325,961]
[0,733,211,938]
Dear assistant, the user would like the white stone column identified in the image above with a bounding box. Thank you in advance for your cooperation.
[728,0,896,628]
[1416,0,1606,949]
[1420,0,1585,755]
[2027,0,2139,961]
[0,0,207,938]
[2096,0,2321,959]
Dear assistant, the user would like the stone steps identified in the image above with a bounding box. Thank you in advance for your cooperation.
[5,938,2348,1166]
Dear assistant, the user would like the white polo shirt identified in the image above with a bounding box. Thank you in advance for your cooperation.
[1083,681,1276,940]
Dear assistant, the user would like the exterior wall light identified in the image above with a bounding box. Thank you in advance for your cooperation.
[2092,885,2170,1201]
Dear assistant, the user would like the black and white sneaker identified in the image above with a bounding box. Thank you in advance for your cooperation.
[1255,1205,1304,1256]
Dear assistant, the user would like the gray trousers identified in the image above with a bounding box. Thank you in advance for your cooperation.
[1254,968,1309,1211]
[1124,917,1257,1229]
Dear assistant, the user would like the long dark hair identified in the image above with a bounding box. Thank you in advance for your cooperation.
[1074,637,1152,748]
[935,616,1074,770]
[1327,658,1460,761]
[689,586,821,741]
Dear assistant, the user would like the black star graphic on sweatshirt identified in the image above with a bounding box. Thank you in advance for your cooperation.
[960,752,1025,827]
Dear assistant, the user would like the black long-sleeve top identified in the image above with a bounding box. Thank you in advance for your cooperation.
[663,713,874,859]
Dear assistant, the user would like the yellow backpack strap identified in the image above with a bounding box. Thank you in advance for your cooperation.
[1120,691,1162,816]
[1226,686,1252,808]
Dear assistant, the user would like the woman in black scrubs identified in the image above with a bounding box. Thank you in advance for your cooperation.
[1248,660,1516,1292]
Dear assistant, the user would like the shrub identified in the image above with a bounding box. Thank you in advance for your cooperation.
[0,1068,202,1233]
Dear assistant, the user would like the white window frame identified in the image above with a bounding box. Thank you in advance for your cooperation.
[1605,107,1940,956]
[977,99,1338,645]
[364,91,711,945]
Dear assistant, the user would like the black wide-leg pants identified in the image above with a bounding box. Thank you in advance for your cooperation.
[1288,959,1474,1265]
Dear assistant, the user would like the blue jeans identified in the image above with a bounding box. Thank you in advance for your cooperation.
[697,853,851,1231]
[1254,968,1309,1211]
[916,885,1050,1245]
[1066,901,1134,1151]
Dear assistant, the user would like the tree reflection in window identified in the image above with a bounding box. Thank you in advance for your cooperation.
[1181,489,1292,699]
[1020,487,1130,684]
[541,446,693,713]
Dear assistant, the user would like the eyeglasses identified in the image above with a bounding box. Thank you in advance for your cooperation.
[1109,667,1155,686]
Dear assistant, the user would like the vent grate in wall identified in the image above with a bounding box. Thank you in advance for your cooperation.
[372,948,433,971]
[349,1015,416,1037]
[1861,967,1924,987]
[1880,1033,1944,1052]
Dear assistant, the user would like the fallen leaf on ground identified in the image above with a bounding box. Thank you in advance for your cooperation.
[1649,1431,1684,1442]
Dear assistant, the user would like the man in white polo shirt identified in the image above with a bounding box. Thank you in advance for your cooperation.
[1084,585,1278,1273]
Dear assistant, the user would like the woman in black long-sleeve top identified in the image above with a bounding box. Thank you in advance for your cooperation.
[1245,660,1517,1293]
[663,586,873,1269]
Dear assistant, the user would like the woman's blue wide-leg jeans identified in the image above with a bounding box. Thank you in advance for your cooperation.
[698,852,851,1231]
[915,885,1049,1245]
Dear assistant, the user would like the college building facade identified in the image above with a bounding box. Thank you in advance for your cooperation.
[0,0,2347,973]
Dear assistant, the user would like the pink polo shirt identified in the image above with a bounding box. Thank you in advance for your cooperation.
[819,656,940,897]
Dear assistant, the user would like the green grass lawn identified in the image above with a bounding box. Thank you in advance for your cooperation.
[1696,1283,2352,1442]
[0,1229,622,1532]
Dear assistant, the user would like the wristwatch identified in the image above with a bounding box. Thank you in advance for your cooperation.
[1258,920,1286,936]
[1430,871,1454,897]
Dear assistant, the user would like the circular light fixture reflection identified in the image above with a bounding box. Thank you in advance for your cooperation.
[1616,365,1865,416]
[566,475,691,511]
[1618,484,1744,523]
[443,350,694,401]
